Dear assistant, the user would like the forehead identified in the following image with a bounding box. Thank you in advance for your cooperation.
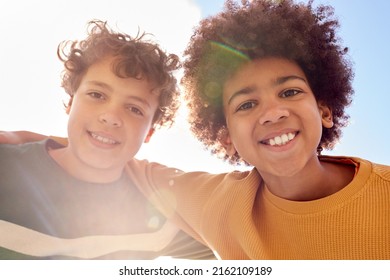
[222,57,309,106]
[83,57,157,92]
[227,57,306,84]
[79,58,160,109]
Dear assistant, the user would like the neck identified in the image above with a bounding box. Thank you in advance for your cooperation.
[49,147,124,184]
[260,156,355,201]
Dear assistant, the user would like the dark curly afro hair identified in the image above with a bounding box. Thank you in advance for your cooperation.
[182,0,354,165]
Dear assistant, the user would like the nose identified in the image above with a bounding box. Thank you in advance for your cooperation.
[258,101,289,125]
[99,111,123,127]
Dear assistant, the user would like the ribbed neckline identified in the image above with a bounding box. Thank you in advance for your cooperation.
[261,156,372,215]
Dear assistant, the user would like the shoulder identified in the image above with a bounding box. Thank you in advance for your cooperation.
[0,139,64,164]
[371,161,390,182]
[0,139,52,155]
[330,156,390,185]
[347,156,390,181]
[0,141,38,156]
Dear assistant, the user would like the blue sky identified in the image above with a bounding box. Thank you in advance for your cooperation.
[308,1,390,166]
[0,0,389,173]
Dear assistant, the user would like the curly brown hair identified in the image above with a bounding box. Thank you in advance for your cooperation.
[182,0,354,164]
[58,20,181,129]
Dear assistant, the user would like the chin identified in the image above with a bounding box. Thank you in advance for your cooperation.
[81,155,117,169]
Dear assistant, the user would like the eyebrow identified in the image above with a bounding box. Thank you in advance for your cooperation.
[275,75,307,86]
[86,80,152,109]
[227,75,307,105]
[87,80,113,92]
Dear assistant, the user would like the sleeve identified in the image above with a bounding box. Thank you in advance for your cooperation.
[125,159,227,248]
[160,230,216,259]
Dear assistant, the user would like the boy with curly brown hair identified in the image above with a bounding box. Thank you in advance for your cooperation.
[0,20,213,260]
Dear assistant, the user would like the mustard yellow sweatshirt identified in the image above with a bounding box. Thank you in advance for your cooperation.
[127,156,390,259]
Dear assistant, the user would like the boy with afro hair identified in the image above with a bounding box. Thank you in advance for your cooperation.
[127,0,390,259]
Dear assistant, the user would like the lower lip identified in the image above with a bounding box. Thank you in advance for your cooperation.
[87,132,119,149]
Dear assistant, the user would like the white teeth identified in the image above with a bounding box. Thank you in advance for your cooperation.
[90,132,117,145]
[268,132,296,146]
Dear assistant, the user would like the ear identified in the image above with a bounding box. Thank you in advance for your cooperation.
[144,128,155,143]
[318,102,334,128]
[65,96,74,115]
[219,130,237,157]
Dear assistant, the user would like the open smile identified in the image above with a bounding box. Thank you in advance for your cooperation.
[260,131,298,147]
[88,131,121,145]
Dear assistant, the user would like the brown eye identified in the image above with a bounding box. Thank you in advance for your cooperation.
[280,89,301,98]
[236,101,256,112]
[88,92,104,99]
[126,105,144,116]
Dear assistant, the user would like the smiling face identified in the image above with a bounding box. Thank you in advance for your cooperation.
[52,56,159,183]
[222,57,333,179]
